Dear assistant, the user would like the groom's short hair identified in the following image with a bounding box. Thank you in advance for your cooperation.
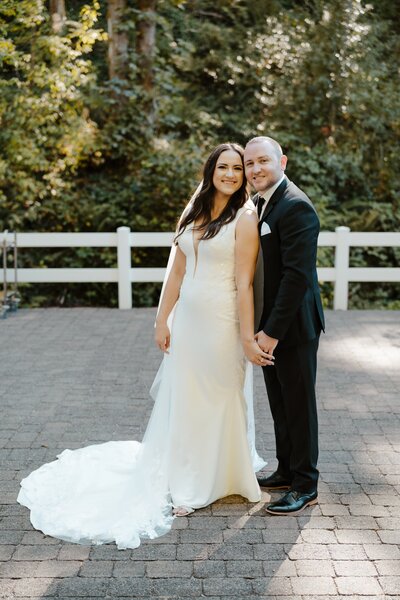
[246,136,283,158]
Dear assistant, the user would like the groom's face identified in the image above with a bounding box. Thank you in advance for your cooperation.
[244,141,286,194]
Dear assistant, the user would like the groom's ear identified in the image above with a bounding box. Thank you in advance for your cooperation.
[281,155,288,171]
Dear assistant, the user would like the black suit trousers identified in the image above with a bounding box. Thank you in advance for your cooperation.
[262,336,320,493]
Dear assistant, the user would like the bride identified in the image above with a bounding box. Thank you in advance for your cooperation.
[17,143,273,549]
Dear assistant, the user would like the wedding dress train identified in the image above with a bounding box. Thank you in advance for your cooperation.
[18,202,265,549]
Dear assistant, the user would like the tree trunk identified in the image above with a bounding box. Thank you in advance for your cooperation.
[49,0,66,34]
[107,0,129,80]
[136,0,157,93]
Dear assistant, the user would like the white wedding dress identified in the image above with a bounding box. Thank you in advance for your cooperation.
[18,202,266,549]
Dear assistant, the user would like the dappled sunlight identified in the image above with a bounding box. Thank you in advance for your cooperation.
[319,312,400,374]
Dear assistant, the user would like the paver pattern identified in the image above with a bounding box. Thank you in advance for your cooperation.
[0,308,399,599]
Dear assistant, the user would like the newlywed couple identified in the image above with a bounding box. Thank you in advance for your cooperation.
[18,136,325,549]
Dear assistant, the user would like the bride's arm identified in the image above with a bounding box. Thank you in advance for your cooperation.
[155,245,186,353]
[235,211,274,367]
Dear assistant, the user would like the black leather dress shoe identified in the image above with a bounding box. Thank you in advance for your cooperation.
[257,471,291,490]
[266,490,318,515]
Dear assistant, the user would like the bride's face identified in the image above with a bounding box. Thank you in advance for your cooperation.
[212,150,244,197]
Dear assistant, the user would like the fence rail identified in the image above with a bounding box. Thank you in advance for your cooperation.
[1,226,400,310]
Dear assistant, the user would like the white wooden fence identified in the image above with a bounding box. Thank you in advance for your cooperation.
[1,226,400,310]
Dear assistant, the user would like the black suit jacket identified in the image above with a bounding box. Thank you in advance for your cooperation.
[257,177,325,348]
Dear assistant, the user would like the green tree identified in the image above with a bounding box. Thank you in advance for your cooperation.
[0,0,105,231]
[0,0,398,308]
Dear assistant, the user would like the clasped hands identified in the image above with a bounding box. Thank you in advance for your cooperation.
[243,331,278,367]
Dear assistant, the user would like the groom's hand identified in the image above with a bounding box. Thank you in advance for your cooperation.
[255,331,279,357]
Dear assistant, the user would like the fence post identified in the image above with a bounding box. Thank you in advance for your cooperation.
[334,226,351,310]
[117,226,132,309]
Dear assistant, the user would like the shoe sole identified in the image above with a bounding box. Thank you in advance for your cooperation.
[259,484,291,491]
[265,497,318,516]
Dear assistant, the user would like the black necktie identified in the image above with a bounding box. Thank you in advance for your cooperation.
[257,195,265,219]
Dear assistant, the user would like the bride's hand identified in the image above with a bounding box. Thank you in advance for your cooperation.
[155,321,171,354]
[242,339,275,367]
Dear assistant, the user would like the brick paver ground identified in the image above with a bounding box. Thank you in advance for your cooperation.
[0,308,399,600]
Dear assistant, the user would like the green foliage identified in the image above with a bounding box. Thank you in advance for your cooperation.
[0,0,399,308]
[0,0,105,231]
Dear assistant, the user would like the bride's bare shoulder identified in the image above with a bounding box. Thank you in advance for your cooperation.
[244,199,256,212]
[235,203,258,234]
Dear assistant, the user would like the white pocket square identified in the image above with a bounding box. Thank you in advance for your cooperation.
[261,222,271,236]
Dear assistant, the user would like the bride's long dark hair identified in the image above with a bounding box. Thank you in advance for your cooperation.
[174,143,248,244]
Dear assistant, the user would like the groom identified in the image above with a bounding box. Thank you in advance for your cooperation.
[244,136,325,515]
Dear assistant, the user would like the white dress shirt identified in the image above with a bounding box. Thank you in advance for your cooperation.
[258,175,286,220]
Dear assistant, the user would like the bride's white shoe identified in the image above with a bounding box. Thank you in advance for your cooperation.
[172,506,195,517]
